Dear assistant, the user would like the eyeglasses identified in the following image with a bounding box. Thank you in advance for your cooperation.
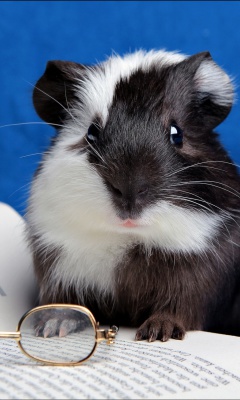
[0,304,118,366]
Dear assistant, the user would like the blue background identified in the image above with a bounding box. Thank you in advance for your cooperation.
[0,1,240,215]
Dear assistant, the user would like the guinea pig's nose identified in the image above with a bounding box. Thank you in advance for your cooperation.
[108,181,149,202]
[106,178,150,219]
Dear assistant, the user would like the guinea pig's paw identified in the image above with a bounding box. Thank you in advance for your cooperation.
[35,317,78,338]
[34,313,84,338]
[35,317,58,338]
[135,314,185,342]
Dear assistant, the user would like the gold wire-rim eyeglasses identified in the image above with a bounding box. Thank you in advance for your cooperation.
[0,304,118,366]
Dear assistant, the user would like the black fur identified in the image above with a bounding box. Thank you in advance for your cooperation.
[29,51,240,341]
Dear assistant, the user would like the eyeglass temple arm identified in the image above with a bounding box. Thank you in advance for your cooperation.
[0,331,21,339]
[96,325,118,345]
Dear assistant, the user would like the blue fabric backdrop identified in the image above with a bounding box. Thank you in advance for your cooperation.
[0,1,240,215]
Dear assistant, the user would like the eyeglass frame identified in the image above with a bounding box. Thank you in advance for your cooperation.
[0,303,118,366]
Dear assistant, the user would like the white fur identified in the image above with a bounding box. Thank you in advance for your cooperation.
[194,60,234,106]
[62,49,233,144]
[69,49,186,132]
[28,147,225,299]
[45,50,189,168]
[28,49,231,299]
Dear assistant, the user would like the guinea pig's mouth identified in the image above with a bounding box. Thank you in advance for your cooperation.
[118,219,142,228]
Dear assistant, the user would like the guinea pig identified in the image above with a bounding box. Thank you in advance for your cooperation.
[27,49,240,342]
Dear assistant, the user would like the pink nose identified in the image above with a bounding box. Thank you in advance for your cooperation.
[121,219,138,228]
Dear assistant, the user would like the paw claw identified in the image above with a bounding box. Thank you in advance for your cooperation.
[148,335,155,342]
[136,314,185,342]
[148,328,158,342]
[161,335,168,342]
[135,330,143,341]
[43,327,51,339]
[34,312,85,338]
[43,318,59,338]
[59,319,78,338]
[172,328,185,340]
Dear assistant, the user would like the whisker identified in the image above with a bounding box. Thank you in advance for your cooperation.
[154,195,224,263]
[64,82,72,119]
[20,153,44,159]
[167,180,240,200]
[164,194,214,215]
[165,189,240,222]
[0,121,64,130]
[92,120,102,130]
[8,182,31,198]
[166,189,240,254]
[163,195,237,255]
[165,160,240,179]
[84,137,107,165]
[162,188,238,214]
[90,162,108,170]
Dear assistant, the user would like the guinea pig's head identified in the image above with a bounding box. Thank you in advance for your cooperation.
[32,50,235,251]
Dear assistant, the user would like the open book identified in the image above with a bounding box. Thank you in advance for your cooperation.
[0,203,240,399]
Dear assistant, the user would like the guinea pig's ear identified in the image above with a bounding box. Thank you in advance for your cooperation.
[192,52,234,129]
[33,61,85,126]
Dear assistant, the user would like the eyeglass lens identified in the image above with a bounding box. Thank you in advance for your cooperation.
[19,307,96,364]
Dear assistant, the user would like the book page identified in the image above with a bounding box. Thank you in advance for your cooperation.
[0,329,240,399]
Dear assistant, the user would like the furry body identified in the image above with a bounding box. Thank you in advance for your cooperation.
[28,50,240,340]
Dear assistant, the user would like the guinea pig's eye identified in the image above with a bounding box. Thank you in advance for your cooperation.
[170,125,183,146]
[86,123,100,143]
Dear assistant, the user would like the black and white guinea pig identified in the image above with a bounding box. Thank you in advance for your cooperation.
[27,49,240,341]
